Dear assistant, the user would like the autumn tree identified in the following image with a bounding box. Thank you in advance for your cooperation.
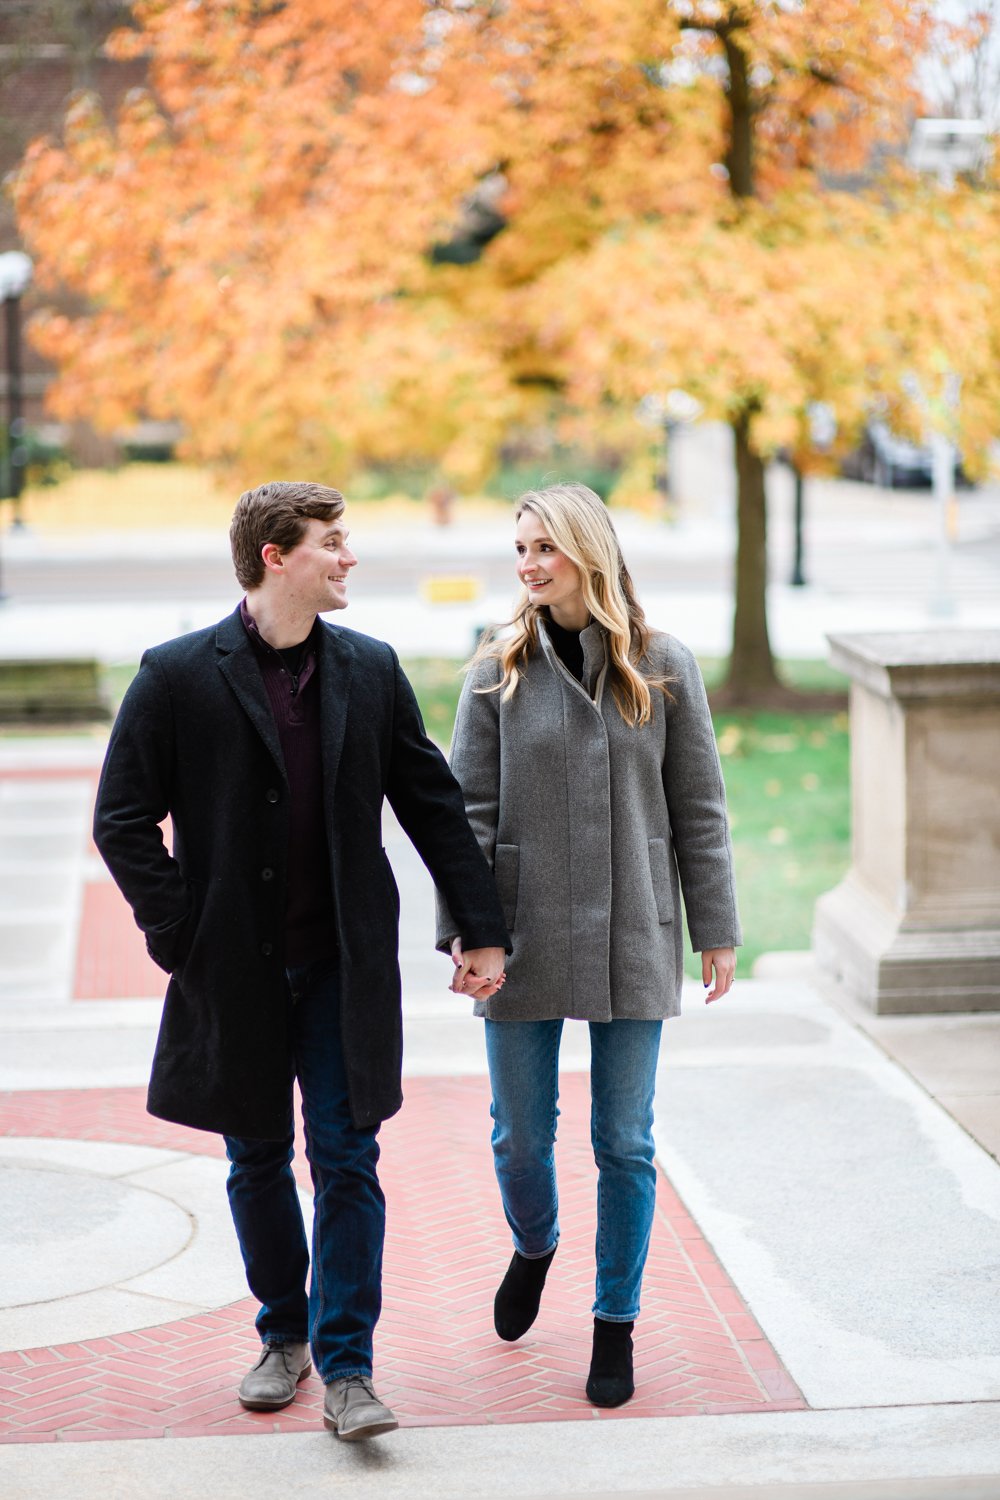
[431,0,979,702]
[421,0,998,699]
[13,1,1000,700]
[13,1,521,483]
[669,1,930,701]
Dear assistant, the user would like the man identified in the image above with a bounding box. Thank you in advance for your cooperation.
[94,481,508,1440]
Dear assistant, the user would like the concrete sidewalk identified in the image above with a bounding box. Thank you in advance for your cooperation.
[1,741,999,1497]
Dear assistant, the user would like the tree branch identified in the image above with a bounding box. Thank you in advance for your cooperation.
[678,15,747,41]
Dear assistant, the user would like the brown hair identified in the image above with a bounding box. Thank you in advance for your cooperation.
[230,481,345,590]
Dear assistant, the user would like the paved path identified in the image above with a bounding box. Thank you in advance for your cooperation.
[1,741,999,1497]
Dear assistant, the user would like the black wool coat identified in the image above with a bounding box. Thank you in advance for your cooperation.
[93,606,510,1137]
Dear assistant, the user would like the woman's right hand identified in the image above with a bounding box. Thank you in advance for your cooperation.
[450,937,506,999]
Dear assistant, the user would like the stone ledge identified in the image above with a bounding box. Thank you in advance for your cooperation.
[827,629,1000,701]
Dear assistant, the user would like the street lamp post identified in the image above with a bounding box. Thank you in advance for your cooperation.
[905,119,987,617]
[787,401,836,588]
[0,250,32,601]
[789,463,805,586]
[0,251,33,518]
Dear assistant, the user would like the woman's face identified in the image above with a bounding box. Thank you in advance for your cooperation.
[514,510,585,617]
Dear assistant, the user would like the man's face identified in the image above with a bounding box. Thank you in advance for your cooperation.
[276,515,357,614]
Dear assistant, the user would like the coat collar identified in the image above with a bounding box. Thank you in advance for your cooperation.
[580,621,609,697]
[538,615,609,704]
[214,605,356,788]
[316,619,355,805]
[216,606,285,776]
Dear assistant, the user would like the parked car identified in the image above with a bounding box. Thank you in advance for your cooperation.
[841,420,970,489]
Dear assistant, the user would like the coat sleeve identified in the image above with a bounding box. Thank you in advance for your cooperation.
[92,651,196,973]
[660,641,742,954]
[433,658,503,951]
[384,651,510,955]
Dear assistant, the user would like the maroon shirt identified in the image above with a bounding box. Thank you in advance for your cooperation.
[241,600,336,966]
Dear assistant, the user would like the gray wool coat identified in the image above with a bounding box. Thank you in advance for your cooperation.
[436,620,741,1021]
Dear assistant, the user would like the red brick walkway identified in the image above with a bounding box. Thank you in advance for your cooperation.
[1,760,803,1442]
[0,763,167,1001]
[74,767,168,999]
[0,1078,803,1444]
[73,881,166,999]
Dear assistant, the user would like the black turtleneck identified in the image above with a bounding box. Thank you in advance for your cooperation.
[545,616,584,682]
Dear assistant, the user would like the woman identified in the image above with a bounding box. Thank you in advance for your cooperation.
[437,483,740,1408]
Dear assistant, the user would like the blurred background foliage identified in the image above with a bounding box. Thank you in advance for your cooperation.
[12,0,1000,700]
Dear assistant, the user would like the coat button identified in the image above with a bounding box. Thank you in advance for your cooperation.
[261,941,274,957]
[265,788,279,803]
[261,867,274,881]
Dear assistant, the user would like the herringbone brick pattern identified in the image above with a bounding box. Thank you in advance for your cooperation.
[1,760,163,1001]
[0,1087,220,1158]
[0,1078,803,1442]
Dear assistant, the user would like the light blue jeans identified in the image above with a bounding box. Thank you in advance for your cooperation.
[484,1017,662,1322]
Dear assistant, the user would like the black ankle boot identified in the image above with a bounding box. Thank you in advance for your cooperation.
[586,1317,635,1407]
[493,1247,556,1341]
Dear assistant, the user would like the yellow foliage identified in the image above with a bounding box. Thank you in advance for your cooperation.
[608,451,668,519]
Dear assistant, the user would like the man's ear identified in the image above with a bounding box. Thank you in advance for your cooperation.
[261,542,284,573]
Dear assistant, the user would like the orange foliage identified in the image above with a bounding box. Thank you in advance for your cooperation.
[11,0,999,484]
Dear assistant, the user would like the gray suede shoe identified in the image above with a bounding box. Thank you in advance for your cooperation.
[237,1341,312,1410]
[323,1375,398,1440]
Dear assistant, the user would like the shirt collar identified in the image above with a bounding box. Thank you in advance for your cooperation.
[240,598,319,656]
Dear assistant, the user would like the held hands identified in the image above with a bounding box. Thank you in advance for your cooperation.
[450,938,506,1000]
[452,941,729,1003]
[452,940,731,1003]
[702,948,736,1003]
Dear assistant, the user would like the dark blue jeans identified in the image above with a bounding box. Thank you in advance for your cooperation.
[224,958,384,1382]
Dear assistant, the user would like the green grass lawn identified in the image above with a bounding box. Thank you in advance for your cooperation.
[98,654,850,973]
[706,706,849,974]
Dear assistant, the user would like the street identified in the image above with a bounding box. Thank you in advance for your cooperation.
[3,426,1000,611]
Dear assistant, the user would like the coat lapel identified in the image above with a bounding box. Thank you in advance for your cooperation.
[318,621,355,809]
[215,607,286,779]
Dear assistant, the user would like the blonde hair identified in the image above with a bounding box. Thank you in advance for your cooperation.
[471,483,671,726]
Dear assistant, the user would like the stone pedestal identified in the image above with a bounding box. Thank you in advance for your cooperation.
[813,630,1000,1014]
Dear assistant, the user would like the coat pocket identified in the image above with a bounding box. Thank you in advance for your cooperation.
[146,878,205,974]
[646,838,674,926]
[493,843,520,931]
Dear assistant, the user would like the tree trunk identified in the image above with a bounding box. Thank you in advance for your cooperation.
[721,30,754,199]
[719,411,781,703]
[682,12,818,705]
[716,20,782,703]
